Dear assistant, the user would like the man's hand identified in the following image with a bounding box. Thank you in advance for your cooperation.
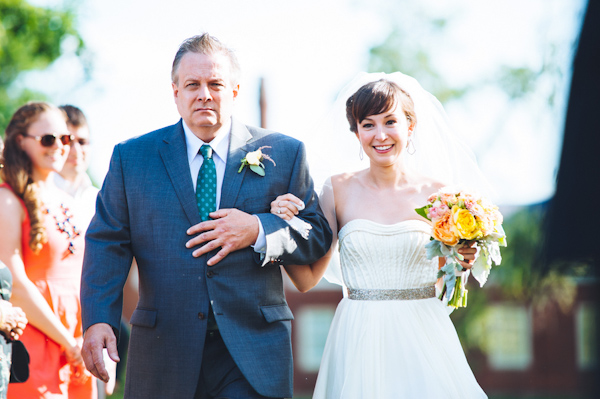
[186,208,259,266]
[81,323,120,383]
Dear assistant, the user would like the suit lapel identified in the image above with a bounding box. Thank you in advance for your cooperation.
[159,121,201,226]
[220,119,254,209]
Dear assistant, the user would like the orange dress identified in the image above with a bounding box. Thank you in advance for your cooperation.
[4,184,97,399]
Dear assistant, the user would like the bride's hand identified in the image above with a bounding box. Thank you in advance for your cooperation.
[270,194,304,221]
[457,241,477,270]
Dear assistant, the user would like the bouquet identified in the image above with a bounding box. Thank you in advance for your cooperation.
[415,188,507,308]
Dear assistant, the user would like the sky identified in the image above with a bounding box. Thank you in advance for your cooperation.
[25,0,587,205]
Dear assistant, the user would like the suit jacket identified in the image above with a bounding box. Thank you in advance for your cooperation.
[81,119,332,398]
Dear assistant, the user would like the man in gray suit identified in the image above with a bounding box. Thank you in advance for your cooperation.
[80,33,332,399]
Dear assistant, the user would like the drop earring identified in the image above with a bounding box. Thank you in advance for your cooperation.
[359,144,364,160]
[406,135,416,155]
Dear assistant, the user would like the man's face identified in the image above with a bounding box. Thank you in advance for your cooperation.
[172,52,239,142]
[60,123,90,180]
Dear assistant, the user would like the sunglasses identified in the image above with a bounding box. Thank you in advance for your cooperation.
[73,138,90,146]
[23,133,75,147]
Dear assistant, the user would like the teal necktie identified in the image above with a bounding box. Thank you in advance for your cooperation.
[196,145,219,331]
[196,145,217,221]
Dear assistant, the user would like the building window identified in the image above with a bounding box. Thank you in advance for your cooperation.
[295,306,336,373]
[485,304,533,370]
[576,302,597,369]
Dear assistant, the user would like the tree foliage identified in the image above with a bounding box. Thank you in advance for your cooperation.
[368,26,468,104]
[0,0,85,136]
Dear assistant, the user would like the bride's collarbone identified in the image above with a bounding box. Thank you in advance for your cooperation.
[341,191,425,212]
[337,205,427,228]
[335,181,434,226]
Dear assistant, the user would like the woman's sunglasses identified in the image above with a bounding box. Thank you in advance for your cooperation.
[23,133,75,147]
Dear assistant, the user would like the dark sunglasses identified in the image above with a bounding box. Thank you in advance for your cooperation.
[23,133,74,147]
[73,138,90,146]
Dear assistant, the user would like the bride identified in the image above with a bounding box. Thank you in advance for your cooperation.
[271,72,488,398]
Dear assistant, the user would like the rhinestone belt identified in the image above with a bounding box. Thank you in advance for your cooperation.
[347,286,436,301]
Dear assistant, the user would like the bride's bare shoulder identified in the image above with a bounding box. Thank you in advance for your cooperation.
[415,175,447,195]
[330,170,366,187]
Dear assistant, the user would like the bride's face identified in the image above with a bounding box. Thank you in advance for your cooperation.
[355,105,413,166]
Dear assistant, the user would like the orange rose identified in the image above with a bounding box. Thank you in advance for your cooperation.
[432,211,459,246]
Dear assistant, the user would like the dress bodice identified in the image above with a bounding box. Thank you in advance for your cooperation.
[338,219,437,290]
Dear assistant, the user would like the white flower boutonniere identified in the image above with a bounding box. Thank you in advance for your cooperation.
[238,146,276,176]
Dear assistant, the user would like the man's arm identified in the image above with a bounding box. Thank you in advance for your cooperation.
[259,141,332,265]
[186,140,332,266]
[80,144,133,380]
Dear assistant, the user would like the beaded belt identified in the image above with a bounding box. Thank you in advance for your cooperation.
[347,286,436,301]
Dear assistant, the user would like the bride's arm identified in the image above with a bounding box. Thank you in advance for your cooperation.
[283,250,334,293]
[270,182,339,292]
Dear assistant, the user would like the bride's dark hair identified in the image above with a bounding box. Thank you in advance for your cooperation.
[345,79,417,133]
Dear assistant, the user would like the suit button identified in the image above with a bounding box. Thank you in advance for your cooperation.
[198,312,205,320]
[207,271,214,278]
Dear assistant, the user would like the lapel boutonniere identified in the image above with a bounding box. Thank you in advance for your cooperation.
[238,146,276,176]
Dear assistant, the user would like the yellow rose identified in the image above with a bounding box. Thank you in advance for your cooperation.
[245,149,262,166]
[432,211,459,246]
[452,206,482,240]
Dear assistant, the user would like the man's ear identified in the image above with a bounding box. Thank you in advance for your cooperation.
[233,84,240,100]
[172,82,179,101]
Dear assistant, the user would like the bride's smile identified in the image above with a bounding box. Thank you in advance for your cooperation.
[356,106,413,165]
[374,144,393,152]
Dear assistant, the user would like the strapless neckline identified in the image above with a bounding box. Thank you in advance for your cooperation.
[338,219,431,240]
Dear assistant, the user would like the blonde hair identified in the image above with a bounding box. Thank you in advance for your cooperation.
[171,33,240,86]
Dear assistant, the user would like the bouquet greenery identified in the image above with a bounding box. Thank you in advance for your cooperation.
[416,188,507,308]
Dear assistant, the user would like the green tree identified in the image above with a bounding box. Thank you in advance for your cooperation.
[366,4,573,163]
[369,25,468,104]
[0,0,85,136]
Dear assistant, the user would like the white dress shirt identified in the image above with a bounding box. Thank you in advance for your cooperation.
[182,119,266,253]
[53,172,99,230]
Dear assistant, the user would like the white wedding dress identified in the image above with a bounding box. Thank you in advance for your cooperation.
[312,218,487,398]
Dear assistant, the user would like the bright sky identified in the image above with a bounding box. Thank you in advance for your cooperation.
[26,0,587,205]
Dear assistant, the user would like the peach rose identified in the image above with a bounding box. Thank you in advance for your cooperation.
[439,192,458,207]
[432,211,459,246]
[476,213,494,236]
[427,193,439,203]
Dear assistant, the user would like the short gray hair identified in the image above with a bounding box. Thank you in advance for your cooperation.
[171,33,240,86]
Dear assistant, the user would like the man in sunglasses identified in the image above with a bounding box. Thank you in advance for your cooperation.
[55,105,138,398]
[53,105,97,227]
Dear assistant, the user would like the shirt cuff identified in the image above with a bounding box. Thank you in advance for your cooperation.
[252,215,267,254]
